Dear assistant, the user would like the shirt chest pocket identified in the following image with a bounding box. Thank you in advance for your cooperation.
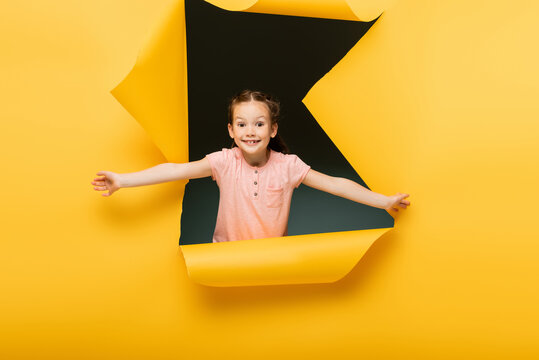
[265,187,284,208]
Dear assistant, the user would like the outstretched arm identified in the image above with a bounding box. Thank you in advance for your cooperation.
[92,158,212,197]
[301,169,410,211]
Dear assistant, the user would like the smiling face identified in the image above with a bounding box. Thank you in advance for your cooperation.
[228,100,278,163]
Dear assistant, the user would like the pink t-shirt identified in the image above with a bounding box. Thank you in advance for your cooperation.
[206,147,311,243]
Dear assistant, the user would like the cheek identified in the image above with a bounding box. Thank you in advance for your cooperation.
[261,129,271,138]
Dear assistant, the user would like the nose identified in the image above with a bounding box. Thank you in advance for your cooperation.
[246,124,256,136]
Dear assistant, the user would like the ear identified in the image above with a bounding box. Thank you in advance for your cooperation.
[271,123,278,138]
[228,123,234,139]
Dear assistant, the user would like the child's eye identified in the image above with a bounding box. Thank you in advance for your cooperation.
[256,122,265,127]
[237,123,245,127]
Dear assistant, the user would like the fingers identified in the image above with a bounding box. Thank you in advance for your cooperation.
[397,199,410,209]
[95,172,110,181]
[93,173,109,187]
[93,177,106,186]
[100,189,114,196]
[92,172,114,196]
[388,193,410,212]
[397,193,411,208]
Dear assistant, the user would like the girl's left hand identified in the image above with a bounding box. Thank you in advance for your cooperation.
[386,193,410,212]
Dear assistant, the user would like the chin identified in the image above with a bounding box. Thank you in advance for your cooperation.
[241,144,269,155]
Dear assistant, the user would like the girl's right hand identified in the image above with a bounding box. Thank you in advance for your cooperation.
[92,171,122,197]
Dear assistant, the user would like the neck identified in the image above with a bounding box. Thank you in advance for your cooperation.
[241,148,271,167]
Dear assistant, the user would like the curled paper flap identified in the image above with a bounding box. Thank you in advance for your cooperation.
[111,0,393,286]
[183,229,392,286]
[111,0,188,163]
[207,0,383,21]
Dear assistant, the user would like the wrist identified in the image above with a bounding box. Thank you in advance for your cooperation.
[383,195,393,210]
[118,174,127,188]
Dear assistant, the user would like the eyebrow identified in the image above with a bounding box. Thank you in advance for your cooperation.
[235,116,266,120]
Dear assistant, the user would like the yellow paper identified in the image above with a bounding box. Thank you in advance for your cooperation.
[3,0,539,357]
[207,0,383,21]
[183,229,391,286]
[111,0,394,287]
[111,0,188,164]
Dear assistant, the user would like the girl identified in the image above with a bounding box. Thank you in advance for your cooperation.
[92,90,410,243]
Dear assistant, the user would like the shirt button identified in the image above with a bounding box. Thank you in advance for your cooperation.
[254,192,258,196]
[254,170,258,174]
[254,181,257,185]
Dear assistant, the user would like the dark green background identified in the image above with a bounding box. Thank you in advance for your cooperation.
[180,0,393,245]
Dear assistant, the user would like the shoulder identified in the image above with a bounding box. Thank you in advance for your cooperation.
[207,147,241,160]
[275,151,308,167]
[270,150,302,163]
[206,147,241,168]
[271,151,310,173]
[205,148,241,182]
[270,151,310,188]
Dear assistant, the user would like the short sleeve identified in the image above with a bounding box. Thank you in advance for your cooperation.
[205,148,234,184]
[287,154,311,188]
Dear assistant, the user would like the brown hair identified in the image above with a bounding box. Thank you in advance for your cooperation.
[227,89,289,154]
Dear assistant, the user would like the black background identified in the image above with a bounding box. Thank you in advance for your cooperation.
[180,0,393,245]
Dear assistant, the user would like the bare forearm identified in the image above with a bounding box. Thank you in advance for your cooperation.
[302,169,408,211]
[119,163,185,188]
[331,177,390,209]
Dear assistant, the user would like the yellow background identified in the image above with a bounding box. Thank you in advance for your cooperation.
[1,0,538,359]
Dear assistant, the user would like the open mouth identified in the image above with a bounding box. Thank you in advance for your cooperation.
[242,140,261,145]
